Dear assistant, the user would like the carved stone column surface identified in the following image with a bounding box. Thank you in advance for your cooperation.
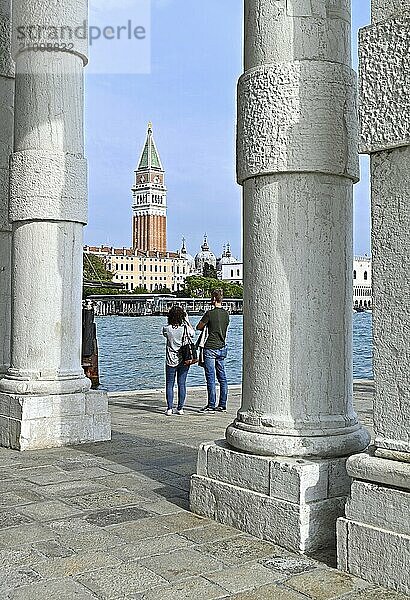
[0,0,111,450]
[190,0,369,554]
[0,0,14,376]
[337,1,410,594]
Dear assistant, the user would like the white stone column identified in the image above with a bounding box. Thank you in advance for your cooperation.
[0,0,111,450]
[191,0,369,554]
[337,2,410,594]
[0,0,13,381]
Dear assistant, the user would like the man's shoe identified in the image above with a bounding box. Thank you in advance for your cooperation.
[176,409,184,415]
[200,406,215,413]
[216,406,227,412]
[165,409,173,416]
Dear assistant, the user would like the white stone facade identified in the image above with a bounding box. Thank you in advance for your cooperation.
[221,262,243,285]
[85,246,191,293]
[337,2,410,594]
[353,256,372,309]
[0,0,110,450]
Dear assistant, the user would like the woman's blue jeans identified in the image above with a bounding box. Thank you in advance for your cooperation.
[166,363,190,410]
[203,347,228,409]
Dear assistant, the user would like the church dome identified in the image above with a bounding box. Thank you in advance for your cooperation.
[217,243,237,270]
[195,235,217,272]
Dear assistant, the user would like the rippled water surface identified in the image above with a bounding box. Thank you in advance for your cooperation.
[96,312,373,392]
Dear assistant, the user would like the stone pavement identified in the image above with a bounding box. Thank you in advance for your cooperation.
[0,382,407,599]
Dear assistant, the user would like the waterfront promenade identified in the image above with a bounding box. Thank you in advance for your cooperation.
[0,382,406,599]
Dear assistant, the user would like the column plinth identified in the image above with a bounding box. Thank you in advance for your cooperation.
[191,0,369,554]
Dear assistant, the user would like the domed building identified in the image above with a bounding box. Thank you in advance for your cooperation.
[217,242,238,275]
[195,235,217,274]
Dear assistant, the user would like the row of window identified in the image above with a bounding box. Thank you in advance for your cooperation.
[115,275,168,282]
[134,194,164,205]
[353,270,369,280]
[125,283,173,292]
[354,288,372,296]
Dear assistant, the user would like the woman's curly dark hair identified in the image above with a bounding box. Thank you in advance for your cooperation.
[168,305,186,327]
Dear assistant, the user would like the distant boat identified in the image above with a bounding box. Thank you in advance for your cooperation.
[354,306,366,313]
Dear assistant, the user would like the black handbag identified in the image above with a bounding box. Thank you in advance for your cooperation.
[180,323,198,366]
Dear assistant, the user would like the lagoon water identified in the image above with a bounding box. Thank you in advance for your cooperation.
[96,312,373,392]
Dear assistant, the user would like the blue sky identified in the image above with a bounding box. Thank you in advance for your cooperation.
[85,1,372,259]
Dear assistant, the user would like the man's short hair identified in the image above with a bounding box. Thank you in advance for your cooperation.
[212,289,223,303]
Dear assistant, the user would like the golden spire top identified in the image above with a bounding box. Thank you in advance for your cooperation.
[148,121,153,133]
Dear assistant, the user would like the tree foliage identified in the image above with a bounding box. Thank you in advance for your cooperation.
[181,276,243,299]
[83,253,113,282]
[203,263,218,279]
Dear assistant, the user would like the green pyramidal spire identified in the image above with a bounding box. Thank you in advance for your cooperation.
[137,122,163,171]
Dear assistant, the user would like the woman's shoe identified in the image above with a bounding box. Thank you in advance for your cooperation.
[165,409,173,416]
[176,409,184,415]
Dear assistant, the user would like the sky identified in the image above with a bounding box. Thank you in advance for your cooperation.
[84,1,372,260]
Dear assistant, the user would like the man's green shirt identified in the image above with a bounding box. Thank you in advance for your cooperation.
[201,308,229,350]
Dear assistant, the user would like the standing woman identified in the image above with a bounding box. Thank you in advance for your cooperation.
[162,306,195,415]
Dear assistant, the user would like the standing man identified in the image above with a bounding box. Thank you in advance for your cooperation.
[197,289,229,413]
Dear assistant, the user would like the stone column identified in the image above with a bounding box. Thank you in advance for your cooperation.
[190,0,370,554]
[0,0,111,450]
[337,2,410,594]
[0,0,13,380]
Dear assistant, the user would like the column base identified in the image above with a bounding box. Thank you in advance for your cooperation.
[190,440,352,554]
[0,390,111,451]
[226,422,370,459]
[337,453,410,595]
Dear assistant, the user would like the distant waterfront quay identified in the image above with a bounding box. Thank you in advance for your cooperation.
[96,312,373,392]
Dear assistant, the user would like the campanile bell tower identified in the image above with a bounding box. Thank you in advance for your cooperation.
[132,123,167,253]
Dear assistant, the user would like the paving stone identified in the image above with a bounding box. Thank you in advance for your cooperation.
[206,561,286,593]
[138,548,223,583]
[0,567,42,595]
[32,539,75,559]
[0,547,44,568]
[9,578,98,600]
[198,535,287,567]
[141,498,186,516]
[39,480,110,499]
[158,510,209,533]
[76,563,168,599]
[85,505,153,527]
[21,470,79,486]
[66,490,146,510]
[226,584,308,599]
[139,576,227,600]
[0,510,33,529]
[109,534,191,562]
[0,489,44,507]
[260,555,319,576]
[33,550,121,577]
[107,516,171,542]
[0,524,54,546]
[18,500,83,522]
[180,522,242,544]
[286,568,371,599]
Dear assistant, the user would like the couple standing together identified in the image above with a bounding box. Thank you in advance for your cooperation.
[162,289,229,415]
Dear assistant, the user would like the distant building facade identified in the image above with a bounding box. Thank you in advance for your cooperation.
[83,246,190,293]
[353,256,372,309]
